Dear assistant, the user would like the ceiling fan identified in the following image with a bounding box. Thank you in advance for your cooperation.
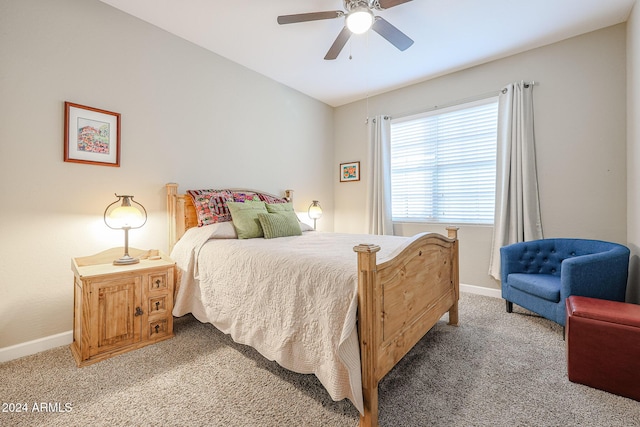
[277,0,415,60]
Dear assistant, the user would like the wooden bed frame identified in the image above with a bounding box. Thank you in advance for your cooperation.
[165,183,459,427]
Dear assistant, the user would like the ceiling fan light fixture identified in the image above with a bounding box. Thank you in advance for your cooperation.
[346,7,374,34]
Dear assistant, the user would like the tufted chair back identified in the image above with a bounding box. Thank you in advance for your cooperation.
[501,239,627,278]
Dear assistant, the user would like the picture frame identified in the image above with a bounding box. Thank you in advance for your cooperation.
[340,161,360,182]
[64,102,121,167]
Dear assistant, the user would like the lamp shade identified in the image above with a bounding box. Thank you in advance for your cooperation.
[346,7,374,34]
[104,195,147,230]
[107,205,144,229]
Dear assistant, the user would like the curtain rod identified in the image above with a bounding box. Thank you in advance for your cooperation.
[501,80,536,93]
[366,80,537,123]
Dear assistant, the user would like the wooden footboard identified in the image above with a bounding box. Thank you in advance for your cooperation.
[354,228,459,427]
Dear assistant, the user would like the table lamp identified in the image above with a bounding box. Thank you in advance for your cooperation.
[104,194,147,265]
[308,200,323,230]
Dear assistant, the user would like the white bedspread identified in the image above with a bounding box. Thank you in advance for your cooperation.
[171,225,408,414]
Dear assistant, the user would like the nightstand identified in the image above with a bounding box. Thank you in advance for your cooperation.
[70,247,175,367]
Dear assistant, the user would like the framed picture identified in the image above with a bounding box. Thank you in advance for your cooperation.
[64,102,121,167]
[340,161,360,182]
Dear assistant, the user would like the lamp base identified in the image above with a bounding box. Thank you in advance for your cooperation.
[113,255,139,265]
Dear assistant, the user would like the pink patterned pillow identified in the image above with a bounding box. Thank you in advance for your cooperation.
[187,189,233,226]
[230,191,260,202]
[258,193,288,204]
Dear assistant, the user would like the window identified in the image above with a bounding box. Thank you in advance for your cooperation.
[390,97,499,224]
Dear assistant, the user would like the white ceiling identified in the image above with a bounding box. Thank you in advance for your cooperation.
[99,0,636,107]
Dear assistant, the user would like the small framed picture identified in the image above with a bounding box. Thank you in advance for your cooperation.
[64,102,121,167]
[340,161,360,182]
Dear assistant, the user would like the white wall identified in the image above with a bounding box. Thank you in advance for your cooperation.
[0,0,334,349]
[627,4,640,304]
[334,25,628,290]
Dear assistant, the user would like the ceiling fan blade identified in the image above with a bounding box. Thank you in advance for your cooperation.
[277,11,343,25]
[324,27,352,60]
[377,0,413,9]
[372,17,414,51]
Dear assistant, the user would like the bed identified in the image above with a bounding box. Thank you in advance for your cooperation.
[166,183,459,427]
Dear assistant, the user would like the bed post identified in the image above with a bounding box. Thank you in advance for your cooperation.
[284,189,293,202]
[166,183,178,253]
[446,226,460,326]
[354,243,381,427]
[166,183,186,253]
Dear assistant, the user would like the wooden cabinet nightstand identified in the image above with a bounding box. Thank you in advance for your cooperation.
[70,247,175,367]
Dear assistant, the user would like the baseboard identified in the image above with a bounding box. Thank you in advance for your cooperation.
[460,283,501,299]
[0,330,73,364]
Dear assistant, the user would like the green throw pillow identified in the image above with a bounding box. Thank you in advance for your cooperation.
[266,202,295,213]
[227,200,267,239]
[257,211,302,239]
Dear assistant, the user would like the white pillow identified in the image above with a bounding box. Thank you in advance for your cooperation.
[299,222,315,232]
[202,221,238,239]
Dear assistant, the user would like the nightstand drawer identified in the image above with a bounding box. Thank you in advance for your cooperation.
[148,318,170,339]
[148,272,169,292]
[148,295,169,315]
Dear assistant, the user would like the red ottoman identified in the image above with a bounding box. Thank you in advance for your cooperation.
[566,295,640,401]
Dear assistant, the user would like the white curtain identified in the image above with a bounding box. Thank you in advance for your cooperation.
[366,115,393,235]
[488,82,544,280]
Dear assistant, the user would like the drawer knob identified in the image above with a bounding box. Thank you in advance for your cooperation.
[155,279,162,288]
[135,307,143,316]
[154,324,160,334]
[155,301,160,310]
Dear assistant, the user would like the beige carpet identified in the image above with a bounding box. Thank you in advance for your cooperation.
[2,292,639,427]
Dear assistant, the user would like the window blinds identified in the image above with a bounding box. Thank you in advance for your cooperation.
[390,97,499,224]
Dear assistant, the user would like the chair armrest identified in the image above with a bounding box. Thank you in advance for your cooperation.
[561,248,629,301]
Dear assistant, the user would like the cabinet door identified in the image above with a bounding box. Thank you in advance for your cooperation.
[89,276,142,357]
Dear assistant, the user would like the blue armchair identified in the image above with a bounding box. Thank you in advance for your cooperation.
[500,238,629,326]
